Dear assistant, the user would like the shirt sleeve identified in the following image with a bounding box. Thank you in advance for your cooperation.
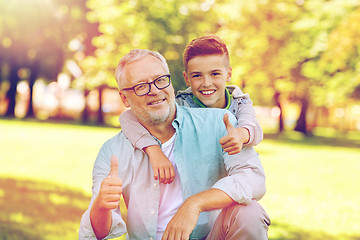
[119,109,159,150]
[78,143,127,239]
[212,111,266,205]
[230,86,263,147]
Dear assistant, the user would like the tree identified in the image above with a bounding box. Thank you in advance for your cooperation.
[0,0,99,118]
[292,0,360,133]
[217,0,298,132]
[218,0,360,134]
[78,0,223,95]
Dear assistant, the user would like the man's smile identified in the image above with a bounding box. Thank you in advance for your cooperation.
[148,98,166,105]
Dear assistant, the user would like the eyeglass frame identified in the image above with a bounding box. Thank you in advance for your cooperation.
[120,74,171,96]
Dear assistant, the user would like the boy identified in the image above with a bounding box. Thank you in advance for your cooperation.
[120,35,263,184]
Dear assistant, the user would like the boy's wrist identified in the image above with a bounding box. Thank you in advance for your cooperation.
[239,127,250,144]
[143,145,162,156]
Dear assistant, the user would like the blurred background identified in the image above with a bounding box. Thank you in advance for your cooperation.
[0,0,359,239]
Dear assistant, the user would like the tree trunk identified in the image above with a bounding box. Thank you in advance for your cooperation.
[294,95,309,134]
[274,91,284,132]
[82,89,90,123]
[5,65,20,117]
[97,88,104,124]
[25,62,39,118]
[0,66,3,111]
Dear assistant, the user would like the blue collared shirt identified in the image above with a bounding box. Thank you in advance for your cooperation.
[79,104,266,240]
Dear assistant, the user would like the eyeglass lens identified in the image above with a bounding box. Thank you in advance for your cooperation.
[134,75,170,95]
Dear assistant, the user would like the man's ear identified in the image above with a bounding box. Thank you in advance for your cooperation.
[226,66,232,83]
[119,91,130,108]
[183,71,191,87]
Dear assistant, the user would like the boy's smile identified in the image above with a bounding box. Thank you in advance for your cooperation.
[184,54,232,108]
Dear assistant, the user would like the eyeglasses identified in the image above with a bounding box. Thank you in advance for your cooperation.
[121,74,171,96]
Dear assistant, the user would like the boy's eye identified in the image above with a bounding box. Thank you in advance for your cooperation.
[212,72,221,76]
[192,74,201,78]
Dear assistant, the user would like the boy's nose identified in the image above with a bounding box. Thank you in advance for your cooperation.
[202,75,211,87]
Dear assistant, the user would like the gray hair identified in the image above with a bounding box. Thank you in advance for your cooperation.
[115,49,170,89]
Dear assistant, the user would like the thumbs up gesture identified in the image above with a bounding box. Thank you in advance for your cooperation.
[97,155,123,210]
[219,113,250,155]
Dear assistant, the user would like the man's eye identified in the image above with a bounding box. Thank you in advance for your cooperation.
[212,72,221,76]
[157,77,167,83]
[135,84,147,91]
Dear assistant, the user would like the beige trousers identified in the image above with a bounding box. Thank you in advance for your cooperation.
[205,200,270,240]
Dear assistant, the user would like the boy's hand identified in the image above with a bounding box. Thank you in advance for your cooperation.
[144,145,175,184]
[219,113,250,155]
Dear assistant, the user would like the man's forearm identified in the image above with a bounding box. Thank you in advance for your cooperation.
[90,198,112,240]
[162,188,236,239]
[187,188,235,213]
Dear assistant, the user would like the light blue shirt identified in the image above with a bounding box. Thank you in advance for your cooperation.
[176,85,263,146]
[79,104,266,240]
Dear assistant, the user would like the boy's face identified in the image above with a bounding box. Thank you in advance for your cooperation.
[183,54,232,108]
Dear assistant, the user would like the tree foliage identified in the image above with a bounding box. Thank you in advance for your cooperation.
[79,0,223,92]
[1,0,360,132]
[0,0,98,117]
[215,0,360,133]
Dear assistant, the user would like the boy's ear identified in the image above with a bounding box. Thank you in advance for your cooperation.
[119,91,130,108]
[226,66,232,83]
[183,71,191,87]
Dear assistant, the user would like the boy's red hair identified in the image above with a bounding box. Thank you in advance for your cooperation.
[183,35,230,72]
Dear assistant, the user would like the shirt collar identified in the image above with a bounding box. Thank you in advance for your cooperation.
[173,102,183,129]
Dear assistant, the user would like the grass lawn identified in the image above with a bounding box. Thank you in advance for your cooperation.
[0,118,359,239]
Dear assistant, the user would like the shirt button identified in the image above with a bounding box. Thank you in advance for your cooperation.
[151,210,155,215]
[153,183,157,188]
[150,237,153,240]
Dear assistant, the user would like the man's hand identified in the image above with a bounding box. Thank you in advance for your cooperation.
[219,113,250,155]
[97,155,123,210]
[161,199,200,240]
[90,155,123,239]
[144,145,175,184]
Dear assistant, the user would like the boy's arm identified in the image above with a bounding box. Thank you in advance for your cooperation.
[119,110,159,150]
[219,114,250,155]
[229,86,263,147]
[236,97,263,147]
[119,110,175,184]
[144,145,175,184]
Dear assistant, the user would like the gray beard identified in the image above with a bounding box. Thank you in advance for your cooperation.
[136,107,171,126]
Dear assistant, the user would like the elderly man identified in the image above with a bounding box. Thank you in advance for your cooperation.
[79,49,270,240]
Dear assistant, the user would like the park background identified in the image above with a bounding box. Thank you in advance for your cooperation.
[0,0,360,239]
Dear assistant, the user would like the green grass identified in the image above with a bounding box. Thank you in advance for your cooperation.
[0,118,360,239]
[256,132,360,239]
[0,118,123,239]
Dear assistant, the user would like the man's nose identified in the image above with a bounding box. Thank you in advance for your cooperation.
[148,82,161,95]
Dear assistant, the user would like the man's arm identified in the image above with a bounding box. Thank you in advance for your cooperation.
[90,156,122,239]
[79,148,126,240]
[162,109,265,239]
[162,188,234,240]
